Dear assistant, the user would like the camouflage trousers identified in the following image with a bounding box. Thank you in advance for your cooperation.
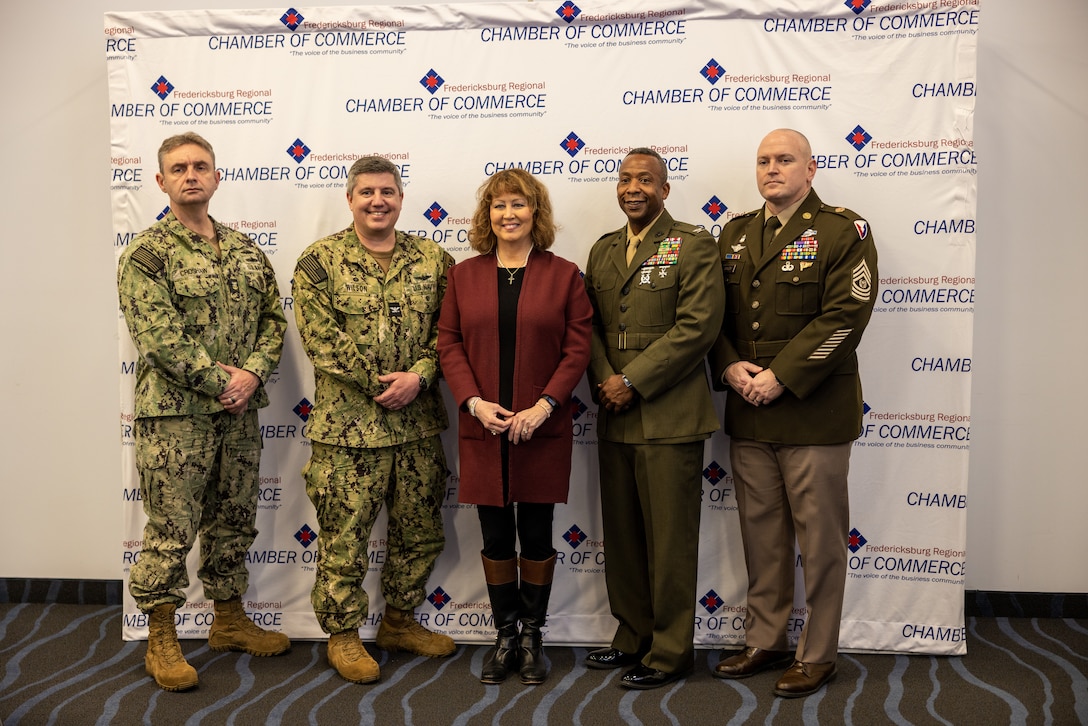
[304,436,448,634]
[129,411,262,612]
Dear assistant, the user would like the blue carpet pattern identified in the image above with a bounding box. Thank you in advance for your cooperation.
[1,602,1085,725]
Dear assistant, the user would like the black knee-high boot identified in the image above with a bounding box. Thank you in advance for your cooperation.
[481,554,520,684]
[517,553,556,685]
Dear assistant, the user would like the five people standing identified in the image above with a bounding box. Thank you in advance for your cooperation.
[121,134,875,699]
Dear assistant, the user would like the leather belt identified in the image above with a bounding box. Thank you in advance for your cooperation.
[609,331,665,351]
[736,339,789,359]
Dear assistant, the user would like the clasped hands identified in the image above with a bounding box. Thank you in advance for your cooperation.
[597,373,637,413]
[374,371,423,411]
[474,399,549,444]
[725,361,784,407]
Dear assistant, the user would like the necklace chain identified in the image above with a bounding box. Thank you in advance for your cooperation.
[498,249,530,285]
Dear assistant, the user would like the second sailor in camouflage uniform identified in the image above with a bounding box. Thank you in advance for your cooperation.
[118,132,290,692]
[293,156,456,684]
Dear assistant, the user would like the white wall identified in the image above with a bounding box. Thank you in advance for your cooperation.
[1,0,1083,594]
[969,1,1088,591]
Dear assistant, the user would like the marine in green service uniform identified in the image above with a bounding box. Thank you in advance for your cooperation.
[583,147,725,690]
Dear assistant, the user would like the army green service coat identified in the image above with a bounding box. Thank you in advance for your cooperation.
[710,189,878,444]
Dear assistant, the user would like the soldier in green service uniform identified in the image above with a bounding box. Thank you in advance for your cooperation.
[117,132,290,692]
[293,156,456,684]
[583,147,725,690]
[709,129,877,699]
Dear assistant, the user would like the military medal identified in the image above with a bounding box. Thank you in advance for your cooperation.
[643,237,682,267]
[780,230,818,262]
[640,237,682,285]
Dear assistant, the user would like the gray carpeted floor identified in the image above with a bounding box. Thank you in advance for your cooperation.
[1,603,1086,724]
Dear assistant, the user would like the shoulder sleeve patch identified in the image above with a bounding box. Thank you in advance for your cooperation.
[129,247,165,277]
[853,220,869,240]
[296,253,328,284]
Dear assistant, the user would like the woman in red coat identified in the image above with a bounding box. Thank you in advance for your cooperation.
[437,169,592,685]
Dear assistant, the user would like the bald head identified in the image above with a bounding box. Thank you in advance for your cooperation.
[762,129,812,158]
[756,129,817,214]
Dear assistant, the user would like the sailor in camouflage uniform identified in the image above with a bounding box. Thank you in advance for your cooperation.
[293,156,456,684]
[117,133,289,692]
[709,129,877,698]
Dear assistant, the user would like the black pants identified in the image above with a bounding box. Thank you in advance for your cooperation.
[477,503,554,561]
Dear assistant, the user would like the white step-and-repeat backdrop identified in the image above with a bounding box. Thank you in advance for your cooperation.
[109,0,979,654]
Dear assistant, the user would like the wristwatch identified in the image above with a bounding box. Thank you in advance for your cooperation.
[417,374,428,390]
[621,374,633,389]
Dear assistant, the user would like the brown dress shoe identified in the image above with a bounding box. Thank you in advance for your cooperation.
[713,647,793,679]
[773,660,837,697]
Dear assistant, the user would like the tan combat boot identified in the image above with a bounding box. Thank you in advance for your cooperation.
[327,630,380,683]
[375,606,456,657]
[145,604,198,691]
[208,598,290,656]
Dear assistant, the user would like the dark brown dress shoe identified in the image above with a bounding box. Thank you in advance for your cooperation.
[585,647,642,670]
[773,660,837,697]
[713,647,793,679]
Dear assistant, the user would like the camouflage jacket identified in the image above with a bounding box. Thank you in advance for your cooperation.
[293,227,454,448]
[117,213,286,419]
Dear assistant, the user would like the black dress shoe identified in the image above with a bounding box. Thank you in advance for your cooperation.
[585,647,642,670]
[620,664,689,690]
